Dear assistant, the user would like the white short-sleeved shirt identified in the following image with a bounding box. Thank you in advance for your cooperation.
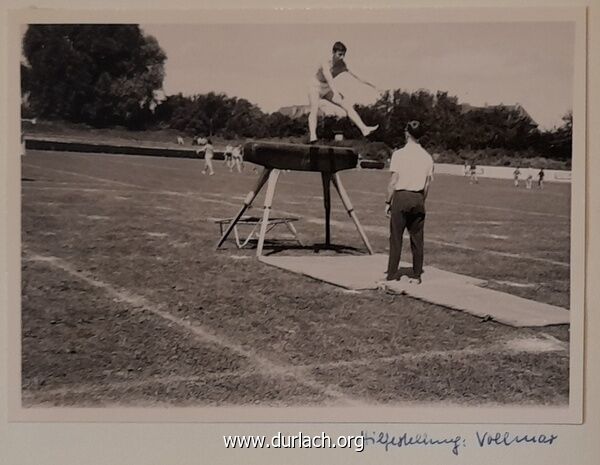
[389,139,434,192]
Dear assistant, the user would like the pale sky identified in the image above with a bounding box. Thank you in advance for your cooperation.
[141,22,574,130]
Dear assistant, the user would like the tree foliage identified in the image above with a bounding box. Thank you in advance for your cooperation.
[155,92,307,139]
[22,25,166,128]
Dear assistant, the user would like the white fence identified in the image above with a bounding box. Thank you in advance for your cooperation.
[434,163,571,183]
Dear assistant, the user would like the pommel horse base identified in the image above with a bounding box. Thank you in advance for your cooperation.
[215,141,374,256]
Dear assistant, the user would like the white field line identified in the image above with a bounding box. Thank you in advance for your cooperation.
[24,252,364,406]
[22,163,570,267]
[87,153,564,196]
[539,333,570,351]
[485,234,509,240]
[298,340,568,371]
[343,186,569,219]
[428,199,570,220]
[42,155,570,220]
[22,180,109,187]
[22,163,243,207]
[22,186,147,195]
[299,217,570,268]
[22,163,144,189]
[23,333,567,402]
[493,280,538,288]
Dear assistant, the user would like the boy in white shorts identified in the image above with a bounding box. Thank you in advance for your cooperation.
[224,144,234,171]
[308,41,380,143]
[231,145,244,173]
[197,138,215,176]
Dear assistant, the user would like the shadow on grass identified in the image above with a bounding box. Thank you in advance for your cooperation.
[230,239,365,256]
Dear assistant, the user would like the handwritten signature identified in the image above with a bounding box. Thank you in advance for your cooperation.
[475,431,558,447]
[361,430,558,456]
[361,431,465,456]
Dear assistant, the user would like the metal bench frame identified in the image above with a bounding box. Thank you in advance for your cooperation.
[215,216,302,249]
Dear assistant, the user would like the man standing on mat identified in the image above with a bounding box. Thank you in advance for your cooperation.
[308,41,380,143]
[385,121,434,284]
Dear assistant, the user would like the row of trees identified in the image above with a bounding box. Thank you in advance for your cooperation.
[21,25,572,161]
[154,93,306,139]
[152,90,572,161]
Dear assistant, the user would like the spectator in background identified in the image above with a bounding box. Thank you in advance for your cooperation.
[224,144,234,171]
[469,163,479,184]
[538,168,545,189]
[194,136,207,146]
[196,138,215,176]
[231,145,244,173]
[385,121,434,284]
[526,173,533,189]
[464,161,469,177]
[513,167,521,187]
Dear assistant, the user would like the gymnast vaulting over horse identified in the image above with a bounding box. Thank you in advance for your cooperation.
[308,41,382,143]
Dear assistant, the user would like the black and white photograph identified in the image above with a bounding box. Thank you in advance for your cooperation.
[8,6,587,426]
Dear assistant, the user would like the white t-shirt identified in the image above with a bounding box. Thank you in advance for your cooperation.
[389,139,434,191]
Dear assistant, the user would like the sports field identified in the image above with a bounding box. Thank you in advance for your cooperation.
[21,149,571,408]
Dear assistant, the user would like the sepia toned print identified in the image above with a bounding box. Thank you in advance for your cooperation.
[12,7,586,424]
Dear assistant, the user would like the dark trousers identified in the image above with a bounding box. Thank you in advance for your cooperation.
[387,190,426,279]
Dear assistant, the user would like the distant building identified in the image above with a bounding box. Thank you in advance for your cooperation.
[459,102,537,127]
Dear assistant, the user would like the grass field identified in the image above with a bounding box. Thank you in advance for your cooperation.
[21,149,571,408]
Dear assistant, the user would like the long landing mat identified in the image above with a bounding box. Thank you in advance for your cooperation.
[258,254,569,327]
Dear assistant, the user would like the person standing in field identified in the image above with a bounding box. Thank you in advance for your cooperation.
[538,168,545,189]
[194,136,207,146]
[197,138,215,176]
[385,121,434,284]
[224,144,234,171]
[513,167,521,187]
[526,173,533,189]
[308,41,380,143]
[231,144,244,173]
[469,162,479,184]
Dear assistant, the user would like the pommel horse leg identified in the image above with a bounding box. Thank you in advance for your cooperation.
[215,167,271,249]
[256,169,281,256]
[321,172,332,247]
[331,173,374,255]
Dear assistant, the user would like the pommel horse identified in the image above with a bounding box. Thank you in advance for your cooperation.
[215,140,374,256]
